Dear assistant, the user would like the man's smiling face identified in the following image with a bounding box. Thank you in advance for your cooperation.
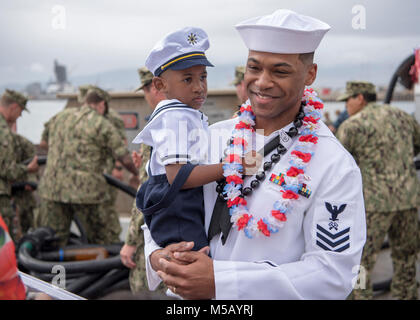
[244,50,317,124]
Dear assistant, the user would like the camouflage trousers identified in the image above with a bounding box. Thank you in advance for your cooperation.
[349,208,418,300]
[12,191,36,234]
[0,195,22,243]
[37,199,119,247]
[128,200,166,295]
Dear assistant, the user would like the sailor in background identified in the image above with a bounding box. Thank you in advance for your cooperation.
[143,9,366,300]
[231,66,248,118]
[0,89,39,243]
[120,67,166,295]
[336,81,420,300]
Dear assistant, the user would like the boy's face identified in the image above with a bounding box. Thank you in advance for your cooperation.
[157,65,208,109]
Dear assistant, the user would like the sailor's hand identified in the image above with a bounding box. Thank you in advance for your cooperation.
[157,249,215,300]
[242,150,262,176]
[27,156,39,173]
[150,241,203,272]
[120,244,137,269]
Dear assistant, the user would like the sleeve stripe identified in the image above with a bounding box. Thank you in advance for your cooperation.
[161,154,191,162]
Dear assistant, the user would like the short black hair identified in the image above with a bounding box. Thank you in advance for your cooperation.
[299,52,314,65]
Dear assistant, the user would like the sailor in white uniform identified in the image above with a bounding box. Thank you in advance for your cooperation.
[142,9,366,300]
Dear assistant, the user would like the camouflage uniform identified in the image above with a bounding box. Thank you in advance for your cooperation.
[336,81,420,300]
[126,68,166,293]
[11,133,37,233]
[75,85,126,244]
[99,107,126,243]
[37,101,129,246]
[0,90,29,242]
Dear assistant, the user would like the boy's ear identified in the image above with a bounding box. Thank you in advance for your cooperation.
[152,77,166,92]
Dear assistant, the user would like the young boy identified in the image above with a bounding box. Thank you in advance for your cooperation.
[133,27,227,251]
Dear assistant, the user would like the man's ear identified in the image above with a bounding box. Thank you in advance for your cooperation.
[304,63,317,86]
[152,77,166,93]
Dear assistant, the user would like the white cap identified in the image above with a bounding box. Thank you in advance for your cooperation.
[235,9,331,54]
[145,26,214,76]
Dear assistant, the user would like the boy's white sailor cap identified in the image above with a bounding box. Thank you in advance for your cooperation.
[146,26,214,77]
[235,9,331,54]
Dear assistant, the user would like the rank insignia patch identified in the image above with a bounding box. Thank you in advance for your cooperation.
[315,201,350,252]
[316,224,350,252]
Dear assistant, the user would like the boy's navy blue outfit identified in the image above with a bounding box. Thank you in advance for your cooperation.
[133,99,210,251]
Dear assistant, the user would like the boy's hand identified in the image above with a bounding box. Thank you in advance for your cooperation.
[242,150,262,176]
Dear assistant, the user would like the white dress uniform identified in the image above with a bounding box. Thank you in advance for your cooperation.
[141,9,366,299]
[143,117,366,299]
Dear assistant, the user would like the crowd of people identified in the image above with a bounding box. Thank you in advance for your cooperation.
[1,8,419,300]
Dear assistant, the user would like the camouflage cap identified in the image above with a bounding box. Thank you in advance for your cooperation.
[2,89,29,111]
[135,67,154,92]
[337,81,376,101]
[78,85,111,104]
[231,66,245,86]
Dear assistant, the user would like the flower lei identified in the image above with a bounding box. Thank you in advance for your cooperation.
[222,88,324,238]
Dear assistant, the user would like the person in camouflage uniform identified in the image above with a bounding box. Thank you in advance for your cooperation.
[231,66,247,118]
[10,130,38,234]
[37,87,139,246]
[120,67,166,294]
[0,89,39,243]
[76,85,126,244]
[336,81,420,300]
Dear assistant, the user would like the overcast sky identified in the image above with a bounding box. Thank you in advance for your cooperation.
[0,0,419,89]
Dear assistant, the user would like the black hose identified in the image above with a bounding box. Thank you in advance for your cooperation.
[11,181,38,194]
[103,173,137,197]
[384,54,415,104]
[79,268,130,299]
[18,245,125,274]
[20,155,137,198]
[66,272,108,294]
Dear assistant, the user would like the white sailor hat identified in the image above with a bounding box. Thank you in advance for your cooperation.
[146,26,214,77]
[235,9,331,54]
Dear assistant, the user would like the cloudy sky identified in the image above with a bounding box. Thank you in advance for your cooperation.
[0,0,419,90]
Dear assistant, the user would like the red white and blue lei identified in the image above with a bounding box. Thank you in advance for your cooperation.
[222,88,324,238]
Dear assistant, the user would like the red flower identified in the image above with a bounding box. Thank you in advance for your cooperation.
[303,116,319,124]
[286,166,304,177]
[226,175,244,185]
[224,154,241,164]
[308,100,323,109]
[271,210,287,221]
[235,121,254,131]
[291,150,311,163]
[232,137,248,148]
[257,219,270,237]
[227,196,247,208]
[237,214,251,230]
[240,105,253,113]
[238,197,247,206]
[227,197,240,208]
[281,189,299,199]
[299,134,318,144]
